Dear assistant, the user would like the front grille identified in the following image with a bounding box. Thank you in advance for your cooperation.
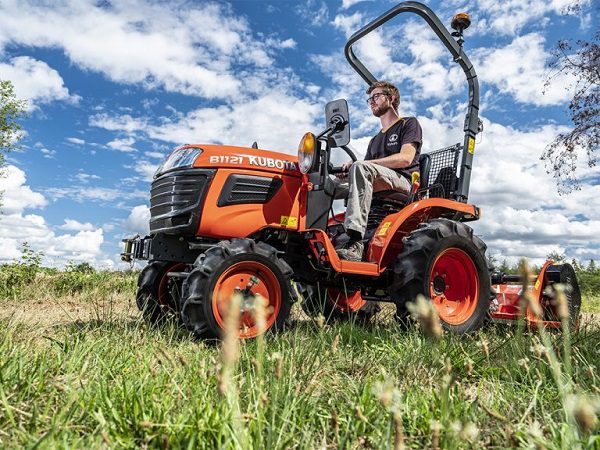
[149,169,215,235]
[217,174,282,206]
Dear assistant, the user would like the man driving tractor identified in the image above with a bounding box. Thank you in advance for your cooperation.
[334,81,423,261]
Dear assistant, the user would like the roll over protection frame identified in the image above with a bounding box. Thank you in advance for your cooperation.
[344,1,479,203]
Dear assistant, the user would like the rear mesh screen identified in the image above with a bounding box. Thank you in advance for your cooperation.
[422,144,461,199]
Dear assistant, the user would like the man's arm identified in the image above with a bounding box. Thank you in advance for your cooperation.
[369,143,417,169]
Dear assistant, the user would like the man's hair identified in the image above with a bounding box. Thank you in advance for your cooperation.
[367,81,400,110]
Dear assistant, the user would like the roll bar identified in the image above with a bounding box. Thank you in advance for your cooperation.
[344,1,479,203]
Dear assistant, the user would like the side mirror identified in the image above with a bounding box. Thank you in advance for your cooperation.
[325,99,350,147]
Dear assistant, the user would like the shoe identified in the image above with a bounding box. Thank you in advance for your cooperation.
[336,240,364,261]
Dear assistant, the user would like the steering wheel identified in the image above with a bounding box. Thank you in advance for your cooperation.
[329,145,358,174]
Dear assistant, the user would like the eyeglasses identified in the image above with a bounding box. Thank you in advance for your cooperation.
[366,92,387,105]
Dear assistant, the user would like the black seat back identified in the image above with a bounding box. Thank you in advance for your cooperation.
[418,153,431,189]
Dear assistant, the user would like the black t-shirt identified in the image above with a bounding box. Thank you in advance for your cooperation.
[365,117,422,180]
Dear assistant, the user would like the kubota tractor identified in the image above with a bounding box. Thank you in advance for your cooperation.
[122,1,581,339]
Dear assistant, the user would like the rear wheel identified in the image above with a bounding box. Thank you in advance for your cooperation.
[392,218,492,334]
[181,239,294,339]
[136,261,187,323]
[299,283,379,321]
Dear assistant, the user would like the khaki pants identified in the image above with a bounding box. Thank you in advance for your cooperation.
[332,160,411,237]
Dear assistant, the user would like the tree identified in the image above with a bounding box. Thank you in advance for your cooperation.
[543,9,599,193]
[546,250,566,263]
[0,79,27,168]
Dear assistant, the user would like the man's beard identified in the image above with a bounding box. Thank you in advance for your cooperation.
[372,103,391,118]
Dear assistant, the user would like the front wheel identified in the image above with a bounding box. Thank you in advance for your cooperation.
[136,261,187,324]
[180,239,294,339]
[392,219,492,334]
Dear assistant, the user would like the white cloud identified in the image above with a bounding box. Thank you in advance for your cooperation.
[60,219,95,232]
[46,186,147,204]
[73,171,101,183]
[0,0,298,99]
[144,151,166,159]
[0,166,107,267]
[412,111,600,263]
[0,165,47,214]
[67,137,85,145]
[296,1,330,27]
[93,92,321,155]
[107,136,137,153]
[90,113,147,133]
[126,205,150,236]
[40,147,56,159]
[476,33,574,106]
[0,56,79,108]
[341,0,368,9]
[128,161,158,182]
[473,0,579,36]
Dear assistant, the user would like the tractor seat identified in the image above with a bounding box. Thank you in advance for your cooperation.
[372,153,432,206]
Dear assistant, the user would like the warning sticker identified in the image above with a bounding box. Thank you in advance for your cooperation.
[280,216,298,227]
[468,137,475,154]
[377,221,392,236]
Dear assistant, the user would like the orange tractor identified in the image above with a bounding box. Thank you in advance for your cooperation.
[122,2,581,339]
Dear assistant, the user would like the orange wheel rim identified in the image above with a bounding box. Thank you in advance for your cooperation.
[327,288,366,312]
[158,263,187,309]
[429,248,479,325]
[213,261,281,339]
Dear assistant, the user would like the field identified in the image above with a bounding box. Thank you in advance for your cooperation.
[0,270,599,449]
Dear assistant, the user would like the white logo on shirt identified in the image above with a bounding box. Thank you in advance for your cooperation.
[389,133,398,143]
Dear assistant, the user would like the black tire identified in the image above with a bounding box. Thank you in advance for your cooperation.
[391,218,493,334]
[180,239,294,339]
[298,283,379,322]
[544,263,582,330]
[136,261,187,324]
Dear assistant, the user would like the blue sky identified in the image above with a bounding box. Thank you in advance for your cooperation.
[0,0,597,268]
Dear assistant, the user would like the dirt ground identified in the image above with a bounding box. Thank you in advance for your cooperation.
[1,295,596,330]
[0,294,138,329]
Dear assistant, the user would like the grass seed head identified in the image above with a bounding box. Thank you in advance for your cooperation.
[355,405,368,422]
[430,420,440,450]
[269,352,284,378]
[331,333,340,353]
[374,379,399,410]
[478,339,490,359]
[459,422,479,442]
[315,314,325,329]
[218,292,242,395]
[406,294,443,339]
[465,358,473,376]
[393,409,405,450]
[518,357,530,372]
[552,283,570,320]
[252,293,268,336]
[567,395,598,435]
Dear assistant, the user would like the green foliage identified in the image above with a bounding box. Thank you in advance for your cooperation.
[0,79,27,162]
[574,259,600,297]
[0,242,43,298]
[0,243,137,300]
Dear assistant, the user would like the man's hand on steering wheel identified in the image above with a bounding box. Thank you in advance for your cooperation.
[335,160,353,179]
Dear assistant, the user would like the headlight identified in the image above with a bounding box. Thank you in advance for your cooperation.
[298,132,317,174]
[154,147,203,178]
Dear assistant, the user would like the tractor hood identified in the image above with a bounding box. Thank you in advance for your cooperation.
[156,144,301,179]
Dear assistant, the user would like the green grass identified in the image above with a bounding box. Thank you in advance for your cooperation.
[0,271,598,449]
[1,296,599,448]
[582,293,600,314]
